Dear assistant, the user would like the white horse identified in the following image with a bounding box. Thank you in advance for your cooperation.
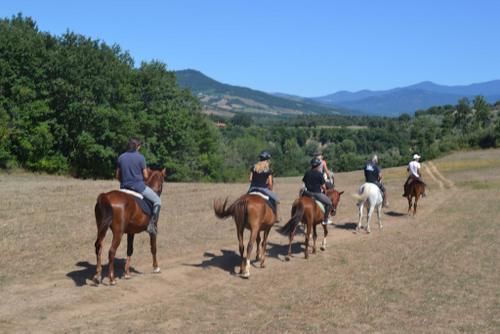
[353,183,383,233]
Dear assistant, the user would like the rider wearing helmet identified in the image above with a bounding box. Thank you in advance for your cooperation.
[248,150,279,213]
[364,154,389,208]
[403,153,426,197]
[302,157,333,225]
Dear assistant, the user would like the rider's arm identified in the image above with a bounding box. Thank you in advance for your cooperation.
[267,174,273,191]
[320,183,327,193]
[322,160,331,177]
[249,172,253,182]
[115,168,121,181]
[143,168,149,180]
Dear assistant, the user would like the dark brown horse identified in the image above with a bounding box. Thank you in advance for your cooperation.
[405,179,425,216]
[280,189,343,260]
[213,194,277,278]
[93,168,166,285]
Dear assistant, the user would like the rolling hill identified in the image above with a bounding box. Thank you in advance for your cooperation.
[175,69,350,117]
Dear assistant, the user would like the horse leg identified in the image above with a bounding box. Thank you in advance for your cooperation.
[320,224,328,251]
[356,203,364,233]
[108,230,122,285]
[366,205,374,233]
[312,224,318,254]
[242,228,258,278]
[237,226,245,274]
[259,227,271,268]
[413,197,418,216]
[93,228,107,284]
[124,233,134,279]
[407,196,412,215]
[377,205,383,230]
[304,222,312,259]
[150,234,160,273]
[286,225,296,261]
[255,232,262,262]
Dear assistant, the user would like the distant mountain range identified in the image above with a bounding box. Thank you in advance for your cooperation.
[175,69,500,117]
[175,70,350,117]
[312,80,500,116]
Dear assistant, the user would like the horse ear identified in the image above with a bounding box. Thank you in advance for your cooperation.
[339,191,344,195]
[161,168,167,177]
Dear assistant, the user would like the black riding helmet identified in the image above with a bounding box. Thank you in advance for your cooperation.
[259,150,271,161]
[310,157,322,168]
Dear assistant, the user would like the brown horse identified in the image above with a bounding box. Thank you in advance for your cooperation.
[405,179,425,216]
[93,168,166,285]
[280,189,343,260]
[213,194,277,278]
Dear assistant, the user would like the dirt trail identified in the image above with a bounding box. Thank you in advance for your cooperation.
[0,155,493,333]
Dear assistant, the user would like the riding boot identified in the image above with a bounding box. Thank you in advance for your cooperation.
[321,207,331,225]
[147,206,160,236]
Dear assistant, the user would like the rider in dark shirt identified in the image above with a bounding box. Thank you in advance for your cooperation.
[248,151,279,214]
[302,158,332,225]
[364,154,388,208]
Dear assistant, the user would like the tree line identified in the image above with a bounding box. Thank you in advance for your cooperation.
[1,15,500,182]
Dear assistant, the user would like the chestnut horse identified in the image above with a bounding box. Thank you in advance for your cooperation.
[93,168,166,285]
[280,189,343,260]
[405,179,426,216]
[213,194,277,278]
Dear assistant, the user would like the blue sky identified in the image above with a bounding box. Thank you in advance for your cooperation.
[1,0,499,96]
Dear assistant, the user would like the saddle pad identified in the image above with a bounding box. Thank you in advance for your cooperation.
[119,188,144,199]
[248,192,269,201]
[315,200,325,213]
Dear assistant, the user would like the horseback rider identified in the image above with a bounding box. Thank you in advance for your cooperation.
[302,157,333,225]
[364,154,389,208]
[116,138,161,235]
[314,151,334,189]
[248,150,280,214]
[403,153,426,197]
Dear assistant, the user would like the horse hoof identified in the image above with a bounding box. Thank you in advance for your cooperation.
[92,276,100,285]
[109,280,116,286]
[320,246,326,251]
[240,271,250,279]
[285,256,290,262]
[152,267,161,274]
[124,274,131,280]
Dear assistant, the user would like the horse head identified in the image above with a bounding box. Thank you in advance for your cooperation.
[146,168,167,195]
[327,189,344,216]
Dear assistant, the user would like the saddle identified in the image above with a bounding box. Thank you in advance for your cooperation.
[248,190,277,214]
[300,189,326,213]
[119,189,153,216]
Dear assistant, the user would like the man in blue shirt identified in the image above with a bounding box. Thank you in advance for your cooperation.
[116,138,161,235]
[364,155,388,208]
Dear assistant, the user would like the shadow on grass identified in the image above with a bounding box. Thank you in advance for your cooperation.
[334,222,358,230]
[185,249,241,275]
[385,211,407,217]
[66,259,141,287]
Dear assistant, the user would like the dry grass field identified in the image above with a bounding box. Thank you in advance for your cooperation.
[1,149,499,333]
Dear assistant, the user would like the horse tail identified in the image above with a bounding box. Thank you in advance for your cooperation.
[279,200,304,235]
[95,193,113,233]
[214,197,249,226]
[352,185,369,202]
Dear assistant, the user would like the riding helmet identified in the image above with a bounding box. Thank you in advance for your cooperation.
[310,157,322,168]
[259,150,271,161]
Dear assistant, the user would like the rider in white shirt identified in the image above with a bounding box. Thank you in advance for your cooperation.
[403,154,425,196]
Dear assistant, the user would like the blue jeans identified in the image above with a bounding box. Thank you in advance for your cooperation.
[141,186,161,208]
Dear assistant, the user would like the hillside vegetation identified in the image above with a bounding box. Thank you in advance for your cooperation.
[175,69,348,116]
[1,14,500,182]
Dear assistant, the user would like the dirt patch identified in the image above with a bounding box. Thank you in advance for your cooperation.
[1,149,499,333]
